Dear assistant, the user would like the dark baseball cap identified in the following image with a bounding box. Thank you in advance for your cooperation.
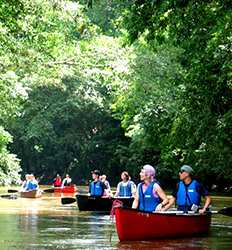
[91,170,101,176]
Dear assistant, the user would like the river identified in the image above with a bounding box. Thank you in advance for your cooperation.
[0,187,231,249]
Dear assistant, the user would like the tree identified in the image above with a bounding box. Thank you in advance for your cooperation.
[121,0,232,186]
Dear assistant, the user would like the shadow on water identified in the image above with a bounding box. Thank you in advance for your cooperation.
[0,187,231,249]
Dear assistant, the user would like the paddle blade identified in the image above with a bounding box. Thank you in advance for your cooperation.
[1,194,18,199]
[43,188,55,193]
[61,197,76,205]
[7,189,18,193]
[218,207,232,217]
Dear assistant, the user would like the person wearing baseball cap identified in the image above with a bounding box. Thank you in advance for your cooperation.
[89,170,107,197]
[132,164,169,212]
[168,165,211,213]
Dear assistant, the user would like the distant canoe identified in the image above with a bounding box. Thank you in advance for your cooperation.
[115,207,211,241]
[20,190,42,198]
[76,194,134,212]
[54,185,76,193]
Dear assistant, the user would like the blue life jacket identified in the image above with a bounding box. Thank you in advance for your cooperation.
[26,181,38,190]
[90,181,103,196]
[138,182,161,212]
[119,181,132,197]
[176,180,201,208]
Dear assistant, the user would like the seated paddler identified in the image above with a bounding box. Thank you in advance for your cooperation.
[89,170,107,197]
[61,174,72,188]
[168,165,211,214]
[115,171,136,197]
[25,174,39,191]
[132,165,169,212]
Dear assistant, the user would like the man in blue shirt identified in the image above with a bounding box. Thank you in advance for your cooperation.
[169,165,211,213]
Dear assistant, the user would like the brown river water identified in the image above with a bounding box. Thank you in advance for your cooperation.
[0,186,231,250]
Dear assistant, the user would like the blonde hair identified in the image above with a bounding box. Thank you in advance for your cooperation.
[101,175,106,181]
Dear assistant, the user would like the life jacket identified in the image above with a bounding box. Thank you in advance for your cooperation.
[54,178,62,187]
[118,181,132,197]
[26,181,38,190]
[138,181,161,212]
[90,180,103,196]
[176,180,201,208]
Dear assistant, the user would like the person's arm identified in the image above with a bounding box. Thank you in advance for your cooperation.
[164,185,178,210]
[114,183,120,197]
[21,180,26,188]
[132,189,139,209]
[34,180,39,190]
[155,184,169,211]
[164,196,176,210]
[61,179,66,188]
[199,196,211,214]
[106,181,113,196]
[131,182,137,196]
[198,183,211,214]
[101,182,107,196]
[107,181,111,190]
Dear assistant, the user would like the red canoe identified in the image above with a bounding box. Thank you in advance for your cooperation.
[115,207,211,241]
[54,185,76,193]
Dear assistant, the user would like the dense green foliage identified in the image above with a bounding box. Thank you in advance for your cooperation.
[0,0,231,189]
[118,0,232,187]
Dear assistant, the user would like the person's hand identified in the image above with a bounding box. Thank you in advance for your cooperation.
[199,208,206,214]
[155,203,163,212]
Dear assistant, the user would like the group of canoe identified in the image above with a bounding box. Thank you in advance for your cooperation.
[8,165,231,241]
[64,165,214,241]
[18,173,75,198]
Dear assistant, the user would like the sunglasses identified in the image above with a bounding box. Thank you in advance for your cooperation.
[179,170,186,174]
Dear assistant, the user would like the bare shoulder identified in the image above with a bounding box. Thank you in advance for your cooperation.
[153,182,162,191]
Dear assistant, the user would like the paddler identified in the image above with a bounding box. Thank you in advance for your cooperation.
[115,171,136,197]
[21,174,30,191]
[89,170,107,197]
[53,174,62,187]
[132,165,169,212]
[168,165,211,214]
[25,174,39,190]
[61,174,72,188]
[100,174,112,196]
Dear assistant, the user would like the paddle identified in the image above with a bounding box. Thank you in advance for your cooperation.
[7,189,19,193]
[212,207,232,217]
[61,197,76,205]
[0,194,18,199]
[43,188,55,193]
[61,193,97,205]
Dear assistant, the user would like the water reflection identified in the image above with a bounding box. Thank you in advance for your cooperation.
[0,188,231,249]
[117,237,211,250]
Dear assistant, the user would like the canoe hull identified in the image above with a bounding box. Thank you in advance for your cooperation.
[54,185,76,193]
[115,207,211,241]
[20,190,42,198]
[76,195,134,212]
